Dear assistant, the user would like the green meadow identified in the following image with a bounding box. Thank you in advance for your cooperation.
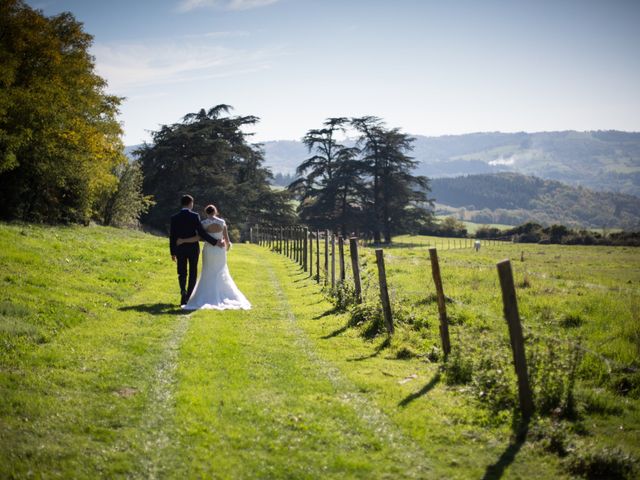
[1,223,638,479]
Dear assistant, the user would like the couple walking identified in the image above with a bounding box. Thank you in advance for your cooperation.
[169,194,251,311]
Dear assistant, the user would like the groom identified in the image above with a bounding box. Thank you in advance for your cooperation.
[170,194,226,306]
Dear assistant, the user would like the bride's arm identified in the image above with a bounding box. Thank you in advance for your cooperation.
[176,235,200,246]
[223,225,231,251]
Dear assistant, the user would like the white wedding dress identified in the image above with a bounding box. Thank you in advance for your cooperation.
[183,217,251,311]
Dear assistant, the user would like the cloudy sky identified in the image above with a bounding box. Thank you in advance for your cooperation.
[28,0,640,145]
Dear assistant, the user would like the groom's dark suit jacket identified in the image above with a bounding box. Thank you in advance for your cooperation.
[170,209,218,256]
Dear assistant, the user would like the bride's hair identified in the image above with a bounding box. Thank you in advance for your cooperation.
[205,204,218,216]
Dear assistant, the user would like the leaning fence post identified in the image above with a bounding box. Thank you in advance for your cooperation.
[428,248,451,358]
[375,249,394,334]
[497,259,534,420]
[349,237,362,303]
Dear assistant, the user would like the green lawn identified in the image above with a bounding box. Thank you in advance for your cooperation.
[1,223,638,478]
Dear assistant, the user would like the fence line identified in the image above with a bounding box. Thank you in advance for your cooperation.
[250,224,625,419]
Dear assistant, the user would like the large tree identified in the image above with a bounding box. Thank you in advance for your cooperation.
[289,118,365,235]
[290,116,434,242]
[0,0,126,223]
[138,105,294,235]
[351,117,433,243]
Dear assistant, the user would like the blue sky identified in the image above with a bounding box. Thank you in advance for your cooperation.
[28,0,640,145]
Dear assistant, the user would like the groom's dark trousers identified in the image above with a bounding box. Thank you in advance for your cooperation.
[170,209,219,305]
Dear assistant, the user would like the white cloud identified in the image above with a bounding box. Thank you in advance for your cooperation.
[177,0,279,12]
[227,0,279,10]
[92,40,281,92]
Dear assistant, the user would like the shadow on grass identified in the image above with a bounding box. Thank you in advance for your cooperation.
[347,336,391,362]
[119,303,184,316]
[481,420,529,480]
[321,323,350,339]
[398,372,441,407]
[314,305,343,320]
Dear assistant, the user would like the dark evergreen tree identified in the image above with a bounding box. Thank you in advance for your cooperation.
[138,105,294,235]
[289,118,364,234]
[352,117,434,243]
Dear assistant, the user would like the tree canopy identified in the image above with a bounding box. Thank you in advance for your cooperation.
[290,117,434,242]
[138,105,295,234]
[0,0,126,223]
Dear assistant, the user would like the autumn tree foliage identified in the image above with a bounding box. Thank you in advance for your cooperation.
[0,0,128,223]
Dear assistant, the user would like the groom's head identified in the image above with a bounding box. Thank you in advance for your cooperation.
[181,194,194,210]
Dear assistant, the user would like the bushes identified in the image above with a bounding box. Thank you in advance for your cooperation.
[444,346,474,385]
[494,222,640,246]
[565,445,637,479]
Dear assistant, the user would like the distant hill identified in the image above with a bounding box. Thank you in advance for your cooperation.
[260,130,640,196]
[124,144,143,160]
[431,172,640,230]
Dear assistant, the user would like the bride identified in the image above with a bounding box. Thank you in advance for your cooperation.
[177,204,251,310]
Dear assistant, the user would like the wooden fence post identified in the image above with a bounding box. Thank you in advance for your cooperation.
[338,236,345,282]
[303,228,308,272]
[290,227,294,260]
[324,230,329,286]
[428,248,451,357]
[497,259,534,420]
[349,237,362,303]
[375,249,394,335]
[250,227,253,244]
[308,230,313,277]
[331,233,336,289]
[315,230,320,283]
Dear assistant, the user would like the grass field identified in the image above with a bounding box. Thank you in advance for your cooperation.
[1,223,638,478]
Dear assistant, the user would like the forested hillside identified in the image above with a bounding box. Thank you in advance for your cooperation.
[259,131,640,196]
[431,173,640,229]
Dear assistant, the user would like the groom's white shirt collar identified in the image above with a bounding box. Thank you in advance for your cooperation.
[181,207,191,211]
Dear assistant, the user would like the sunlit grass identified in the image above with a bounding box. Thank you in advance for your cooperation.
[1,223,638,478]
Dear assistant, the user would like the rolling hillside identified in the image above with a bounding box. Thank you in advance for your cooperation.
[431,172,640,229]
[259,130,640,196]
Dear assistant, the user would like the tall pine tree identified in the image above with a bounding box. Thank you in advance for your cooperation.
[289,118,364,234]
